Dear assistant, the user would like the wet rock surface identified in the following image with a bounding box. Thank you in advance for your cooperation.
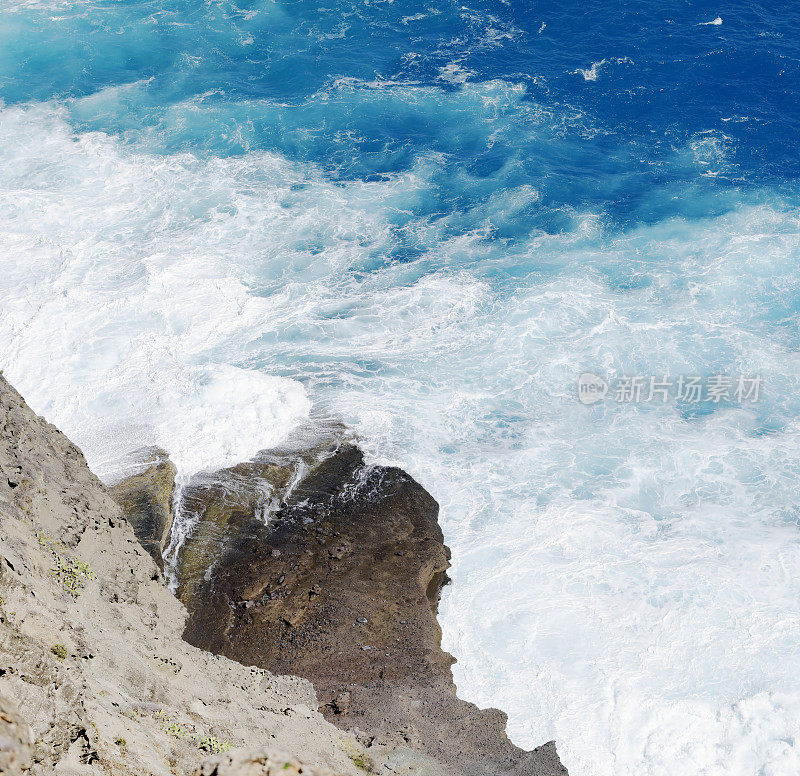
[178,442,567,776]
[0,367,566,776]
[109,447,176,570]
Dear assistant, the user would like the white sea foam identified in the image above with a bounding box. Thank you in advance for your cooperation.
[438,62,475,84]
[2,101,800,776]
[0,103,319,477]
[575,57,634,83]
[401,12,428,25]
[575,59,606,82]
[336,205,800,776]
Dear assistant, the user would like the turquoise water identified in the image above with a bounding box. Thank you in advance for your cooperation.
[2,1,800,773]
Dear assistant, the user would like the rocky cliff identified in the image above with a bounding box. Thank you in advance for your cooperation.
[0,374,422,775]
[0,372,566,776]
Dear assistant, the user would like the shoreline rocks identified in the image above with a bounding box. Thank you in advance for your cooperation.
[174,441,567,776]
[0,370,567,776]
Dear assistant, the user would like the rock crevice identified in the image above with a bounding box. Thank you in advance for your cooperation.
[109,447,176,571]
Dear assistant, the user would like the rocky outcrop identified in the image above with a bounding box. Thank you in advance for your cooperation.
[108,448,176,570]
[0,373,396,775]
[0,369,566,776]
[176,442,567,776]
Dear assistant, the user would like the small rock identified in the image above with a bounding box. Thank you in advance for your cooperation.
[330,691,351,715]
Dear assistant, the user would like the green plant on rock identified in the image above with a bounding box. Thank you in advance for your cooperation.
[114,737,127,748]
[197,734,232,754]
[340,740,371,772]
[50,554,96,597]
[36,530,96,598]
[152,710,231,753]
[51,644,68,661]
[347,752,370,771]
[153,710,191,741]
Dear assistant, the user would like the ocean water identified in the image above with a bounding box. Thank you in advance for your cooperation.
[2,1,800,773]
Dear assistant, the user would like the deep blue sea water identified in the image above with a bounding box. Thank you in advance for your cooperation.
[2,2,800,773]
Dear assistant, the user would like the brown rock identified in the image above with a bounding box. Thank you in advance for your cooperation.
[178,443,567,776]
